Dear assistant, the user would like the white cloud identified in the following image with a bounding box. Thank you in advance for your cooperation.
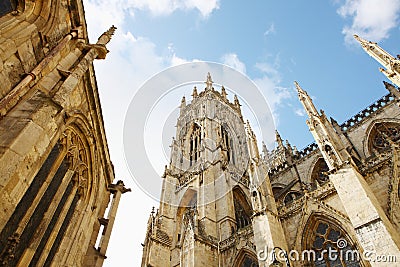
[264,23,276,36]
[252,61,291,135]
[85,0,219,22]
[295,108,306,117]
[337,0,400,44]
[184,0,220,17]
[221,53,247,74]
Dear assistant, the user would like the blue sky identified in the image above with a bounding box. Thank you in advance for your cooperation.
[82,0,400,265]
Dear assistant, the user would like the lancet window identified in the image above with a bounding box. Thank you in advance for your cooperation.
[189,124,201,166]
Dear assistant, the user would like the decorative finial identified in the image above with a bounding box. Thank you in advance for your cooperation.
[353,34,371,48]
[294,81,306,95]
[221,86,227,99]
[97,25,117,45]
[234,94,240,106]
[192,86,198,98]
[180,96,186,108]
[262,141,269,155]
[383,81,400,99]
[285,139,292,149]
[205,72,213,91]
[275,130,284,148]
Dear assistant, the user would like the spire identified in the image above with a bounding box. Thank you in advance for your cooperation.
[221,86,227,99]
[245,120,260,160]
[295,82,349,170]
[192,86,198,98]
[354,34,400,88]
[262,141,269,155]
[293,145,298,156]
[234,94,240,107]
[97,25,117,45]
[205,72,213,91]
[383,81,400,99]
[275,130,284,149]
[295,81,319,117]
[285,139,292,151]
[180,96,186,115]
[180,96,186,107]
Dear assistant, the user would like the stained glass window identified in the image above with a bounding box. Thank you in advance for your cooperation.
[369,122,400,153]
[310,222,361,267]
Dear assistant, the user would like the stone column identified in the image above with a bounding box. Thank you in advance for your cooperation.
[94,180,131,267]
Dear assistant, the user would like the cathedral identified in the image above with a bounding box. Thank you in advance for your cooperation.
[1,0,400,267]
[140,38,400,266]
[0,0,129,266]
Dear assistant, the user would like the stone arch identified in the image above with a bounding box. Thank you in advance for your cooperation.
[271,184,285,200]
[232,186,253,231]
[310,158,329,190]
[232,248,259,267]
[363,119,400,157]
[174,188,197,247]
[283,191,303,206]
[300,213,364,267]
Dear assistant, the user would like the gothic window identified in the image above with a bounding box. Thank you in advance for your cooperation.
[0,126,91,266]
[272,186,284,200]
[234,251,259,267]
[368,122,400,153]
[233,188,252,230]
[311,158,329,189]
[304,219,361,267]
[239,255,258,267]
[0,0,17,17]
[189,124,201,166]
[221,125,235,164]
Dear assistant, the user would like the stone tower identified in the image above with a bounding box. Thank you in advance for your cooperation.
[141,74,287,267]
[0,1,127,266]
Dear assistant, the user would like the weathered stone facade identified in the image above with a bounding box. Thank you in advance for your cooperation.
[142,40,400,266]
[0,1,127,266]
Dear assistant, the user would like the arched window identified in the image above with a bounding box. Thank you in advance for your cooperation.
[283,191,302,205]
[272,186,284,200]
[368,122,400,153]
[233,188,252,230]
[311,158,329,190]
[221,125,235,164]
[238,255,258,267]
[303,217,361,267]
[233,250,259,267]
[189,124,201,166]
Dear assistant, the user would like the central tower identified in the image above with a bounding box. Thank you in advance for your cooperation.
[141,73,287,267]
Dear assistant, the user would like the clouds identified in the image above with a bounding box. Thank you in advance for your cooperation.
[337,0,400,44]
[221,53,247,74]
[84,0,219,26]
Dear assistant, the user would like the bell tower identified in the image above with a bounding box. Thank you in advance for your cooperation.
[141,73,287,267]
